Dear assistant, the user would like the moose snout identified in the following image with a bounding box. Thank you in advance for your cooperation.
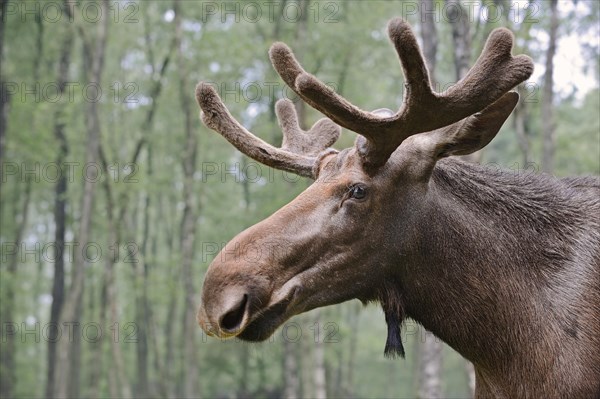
[197,286,251,338]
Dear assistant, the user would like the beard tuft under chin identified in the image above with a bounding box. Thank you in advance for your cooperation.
[378,281,406,359]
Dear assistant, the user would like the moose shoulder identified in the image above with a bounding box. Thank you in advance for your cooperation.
[195,17,600,398]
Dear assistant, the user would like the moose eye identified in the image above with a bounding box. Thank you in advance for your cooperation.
[349,184,367,200]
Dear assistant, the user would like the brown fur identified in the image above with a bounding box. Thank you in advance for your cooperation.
[195,17,600,398]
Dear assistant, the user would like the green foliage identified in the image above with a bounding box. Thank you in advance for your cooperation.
[1,1,598,398]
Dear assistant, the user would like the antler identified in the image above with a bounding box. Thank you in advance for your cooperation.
[195,83,340,178]
[269,17,534,169]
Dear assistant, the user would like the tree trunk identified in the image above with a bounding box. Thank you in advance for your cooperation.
[0,1,13,394]
[465,361,476,396]
[313,309,327,399]
[0,0,9,166]
[161,195,179,398]
[344,303,360,397]
[134,186,151,399]
[173,1,201,396]
[87,268,107,398]
[106,230,133,399]
[446,0,472,82]
[509,0,535,168]
[238,345,251,397]
[292,0,310,131]
[0,178,32,398]
[54,2,109,397]
[446,0,483,164]
[163,288,179,398]
[45,3,73,395]
[145,191,164,398]
[133,27,173,399]
[386,357,397,398]
[99,146,133,398]
[542,0,558,173]
[417,332,443,398]
[420,0,438,84]
[85,258,105,398]
[66,4,173,396]
[513,99,531,167]
[283,338,300,399]
[0,75,8,167]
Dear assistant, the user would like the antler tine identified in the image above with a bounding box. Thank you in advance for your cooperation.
[359,19,533,167]
[270,17,533,170]
[439,28,534,110]
[387,18,435,109]
[426,91,520,158]
[195,83,340,179]
[268,19,437,139]
[276,99,340,156]
[269,43,388,135]
[387,19,534,134]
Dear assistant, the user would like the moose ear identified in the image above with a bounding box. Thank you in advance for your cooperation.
[430,92,519,158]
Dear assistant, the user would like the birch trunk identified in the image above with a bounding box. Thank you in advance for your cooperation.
[54,2,109,397]
[174,1,201,396]
[45,3,73,395]
[542,0,558,173]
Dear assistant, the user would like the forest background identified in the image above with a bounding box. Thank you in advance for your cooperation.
[1,0,599,398]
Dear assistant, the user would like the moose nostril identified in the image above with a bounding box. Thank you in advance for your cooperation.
[219,294,248,332]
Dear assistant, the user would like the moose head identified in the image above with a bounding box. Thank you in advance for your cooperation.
[195,17,600,398]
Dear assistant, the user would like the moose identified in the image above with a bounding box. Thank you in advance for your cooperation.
[195,18,600,398]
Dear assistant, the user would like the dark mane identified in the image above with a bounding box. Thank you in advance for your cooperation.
[432,158,600,233]
[427,158,600,287]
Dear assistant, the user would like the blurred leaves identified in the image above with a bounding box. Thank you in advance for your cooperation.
[1,1,598,398]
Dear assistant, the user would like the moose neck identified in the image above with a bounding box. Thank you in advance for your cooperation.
[395,159,582,382]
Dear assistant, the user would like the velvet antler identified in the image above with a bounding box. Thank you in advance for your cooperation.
[195,83,340,178]
[269,17,534,169]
